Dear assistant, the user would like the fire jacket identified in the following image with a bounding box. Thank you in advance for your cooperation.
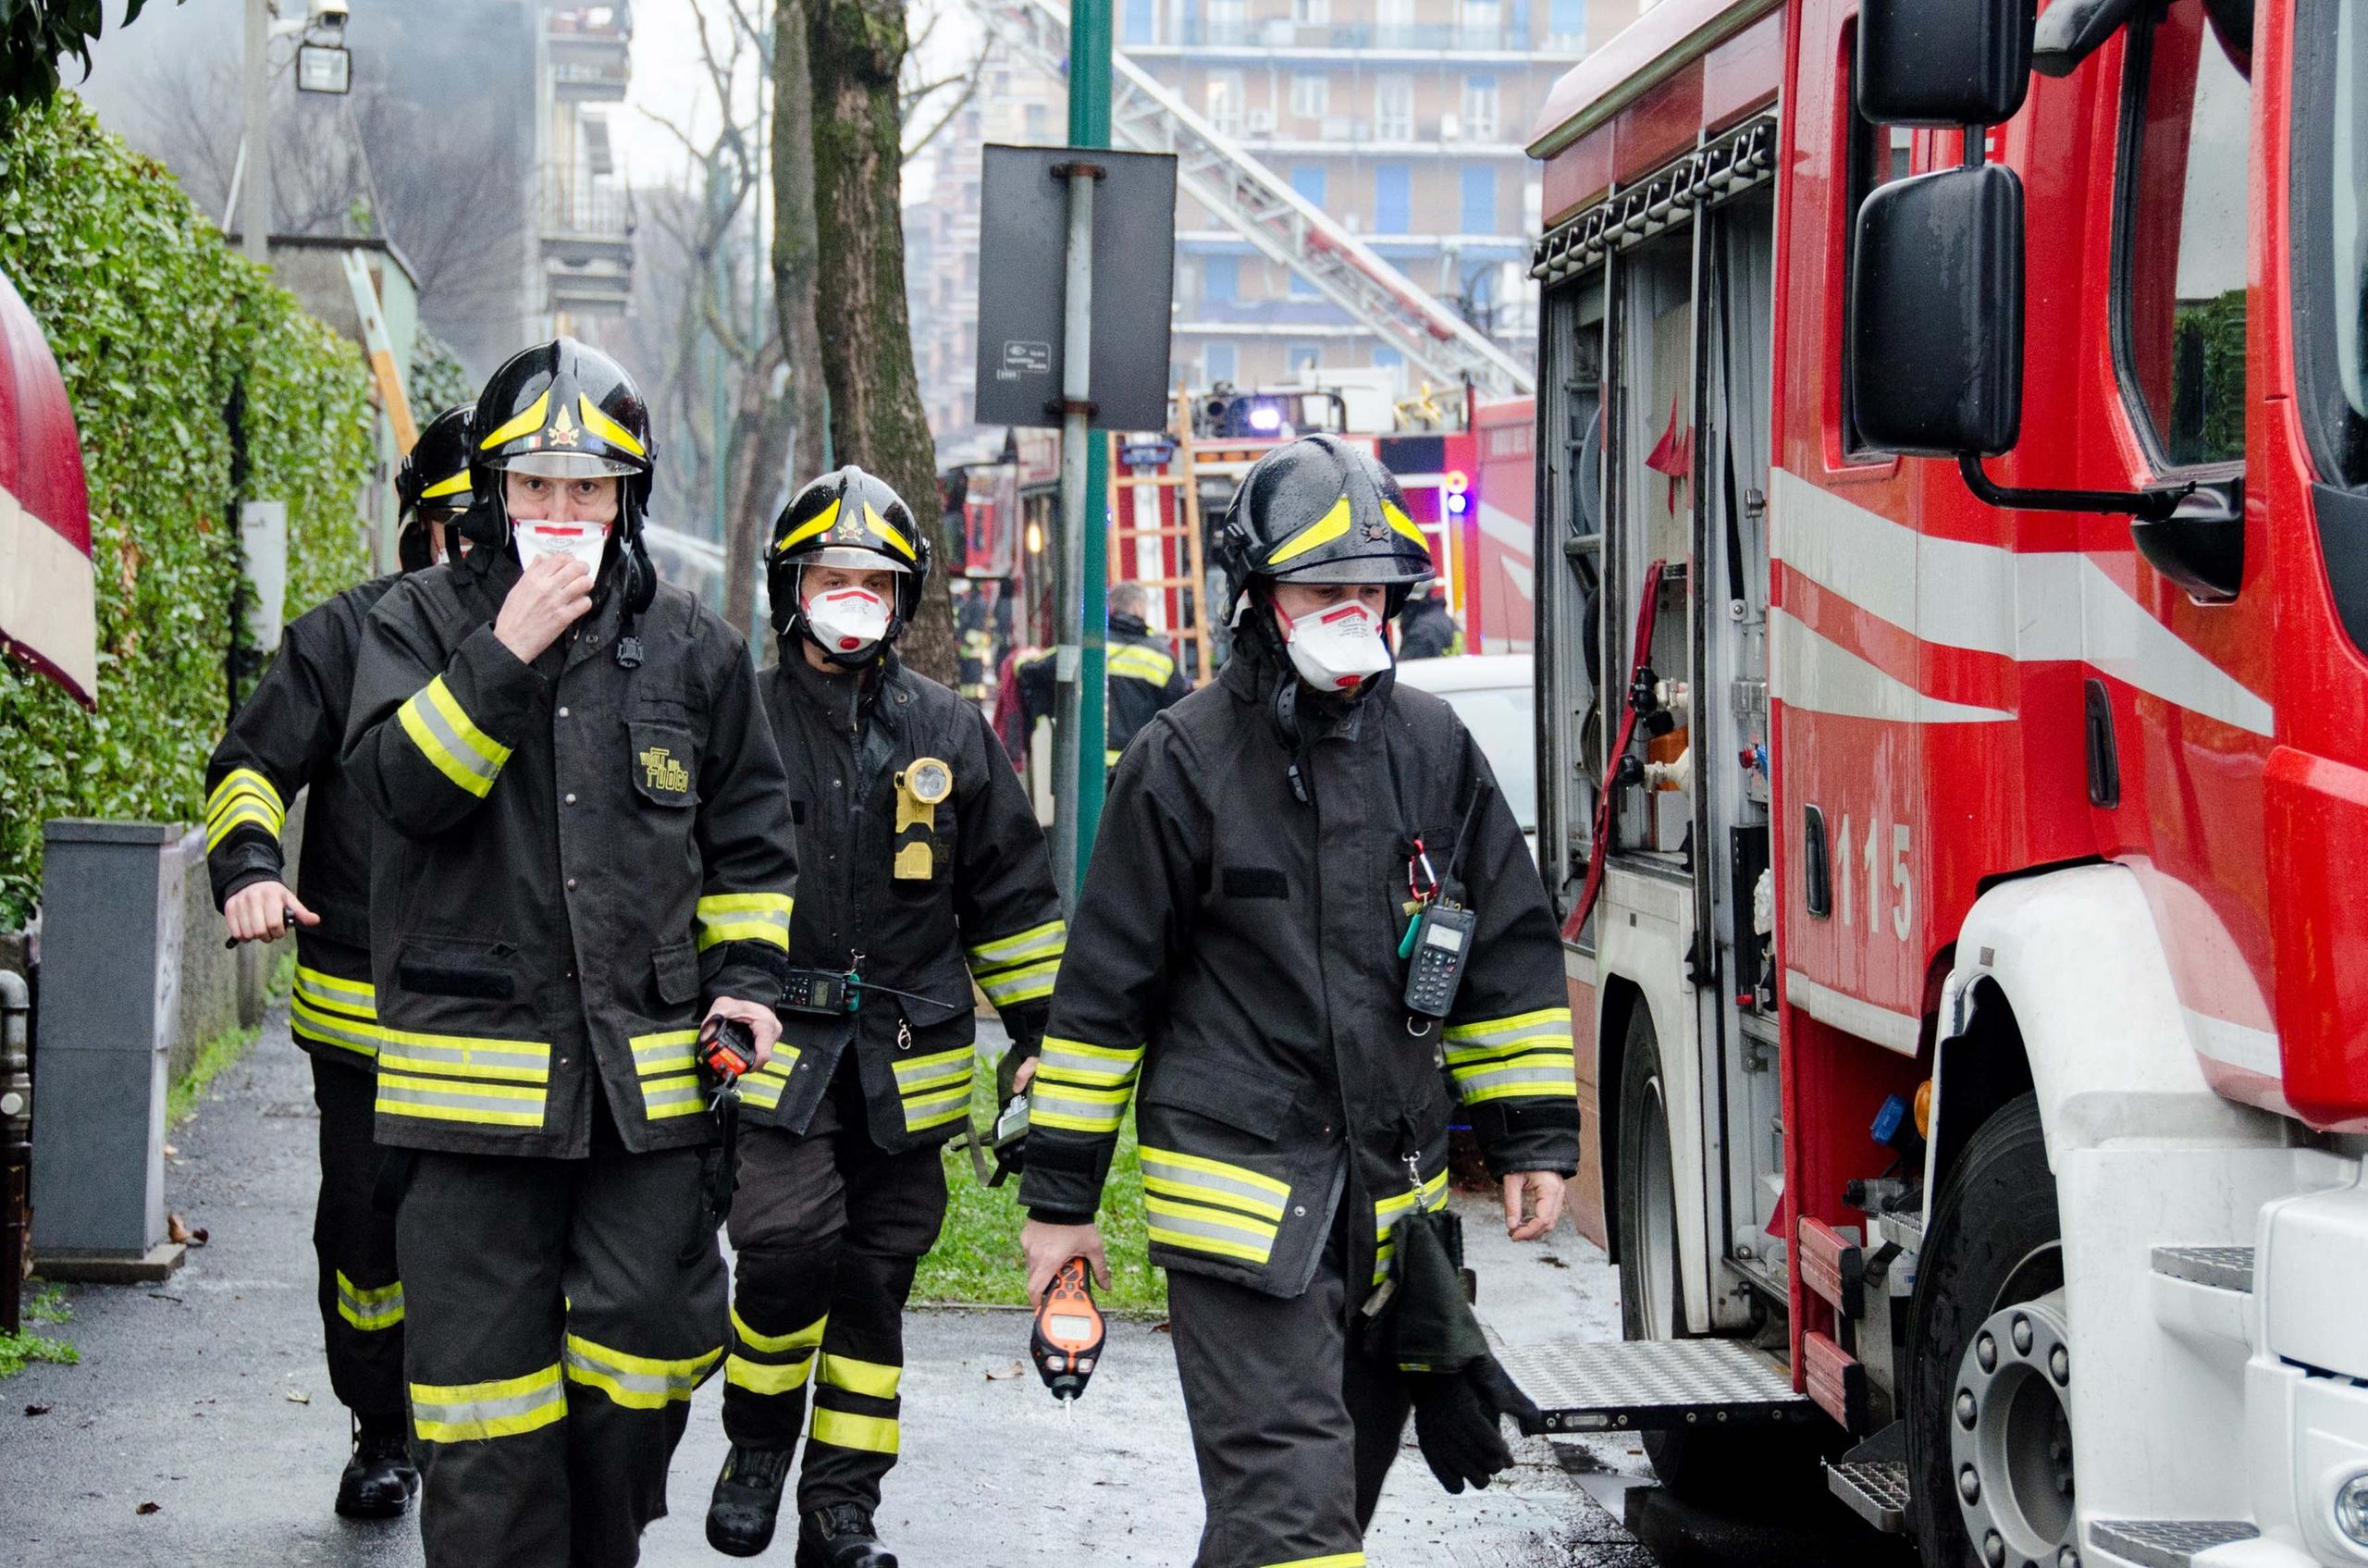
[1019,651,1578,1298]
[1015,612,1191,768]
[742,648,1065,1153]
[204,575,400,1072]
[341,546,796,1159]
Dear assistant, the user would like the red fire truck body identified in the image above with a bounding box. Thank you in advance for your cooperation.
[1519,0,2368,1562]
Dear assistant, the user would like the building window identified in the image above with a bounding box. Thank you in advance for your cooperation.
[1293,0,1329,23]
[1460,164,1497,233]
[1289,343,1322,376]
[1203,254,1240,304]
[1377,0,1413,30]
[1209,0,1245,37]
[1375,164,1411,233]
[1125,0,1154,44]
[1291,163,1327,207]
[1375,72,1414,141]
[1460,0,1501,42]
[1462,74,1499,140]
[1547,0,1585,48]
[1205,69,1243,133]
[1204,340,1237,386]
[1291,73,1328,121]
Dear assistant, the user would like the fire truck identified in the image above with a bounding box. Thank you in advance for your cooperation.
[1511,1,2368,1565]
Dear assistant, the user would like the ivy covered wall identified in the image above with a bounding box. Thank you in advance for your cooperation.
[0,96,374,924]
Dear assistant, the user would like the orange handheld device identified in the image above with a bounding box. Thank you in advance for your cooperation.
[1030,1256,1105,1410]
[695,1015,757,1082]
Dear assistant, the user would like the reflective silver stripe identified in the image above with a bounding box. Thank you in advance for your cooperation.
[290,1000,380,1059]
[1441,1008,1572,1049]
[562,1335,721,1409]
[399,679,504,795]
[376,1076,549,1129]
[1141,1152,1289,1219]
[1145,1198,1276,1263]
[891,1050,974,1090]
[966,920,1067,967]
[901,1085,972,1130]
[296,967,376,1017]
[411,1365,566,1442]
[640,1074,705,1118]
[1036,1038,1141,1087]
[336,1273,404,1331]
[376,1036,549,1082]
[1375,1170,1450,1235]
[977,958,1059,1005]
[1030,1082,1128,1133]
[1451,1059,1578,1100]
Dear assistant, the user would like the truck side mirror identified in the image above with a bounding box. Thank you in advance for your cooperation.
[1847,164,2026,459]
[1858,0,2035,126]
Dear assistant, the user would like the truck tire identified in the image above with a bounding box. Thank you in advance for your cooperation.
[1906,1093,2065,1568]
[1615,1006,1812,1500]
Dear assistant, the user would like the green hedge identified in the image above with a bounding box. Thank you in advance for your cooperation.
[0,95,373,925]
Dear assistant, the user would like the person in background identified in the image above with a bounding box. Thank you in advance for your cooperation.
[1396,579,1462,660]
[200,401,477,1521]
[1013,579,1192,769]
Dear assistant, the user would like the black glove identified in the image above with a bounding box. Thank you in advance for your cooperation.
[1371,1204,1548,1494]
[996,1034,1043,1104]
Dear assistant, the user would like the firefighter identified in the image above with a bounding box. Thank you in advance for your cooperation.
[201,400,476,1520]
[1013,579,1191,769]
[705,466,1065,1565]
[341,339,796,1568]
[1015,433,1578,1568]
[1396,580,1462,660]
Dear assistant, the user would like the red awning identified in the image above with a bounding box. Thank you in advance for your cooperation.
[0,263,95,709]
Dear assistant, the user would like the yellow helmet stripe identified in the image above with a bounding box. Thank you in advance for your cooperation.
[775,497,842,554]
[420,470,473,500]
[865,504,917,561]
[477,389,551,451]
[1383,502,1429,549]
[1265,495,1353,566]
[578,394,648,461]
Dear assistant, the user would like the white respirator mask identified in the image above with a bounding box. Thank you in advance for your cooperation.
[806,586,893,660]
[512,518,611,576]
[1280,599,1392,692]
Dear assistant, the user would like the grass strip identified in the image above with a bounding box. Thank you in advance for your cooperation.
[164,950,296,1126]
[1,1287,77,1381]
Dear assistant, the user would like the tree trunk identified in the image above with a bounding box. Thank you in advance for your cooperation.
[770,0,831,492]
[803,0,956,685]
[722,342,794,642]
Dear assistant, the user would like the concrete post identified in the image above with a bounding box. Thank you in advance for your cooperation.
[29,821,188,1281]
[1,968,30,1332]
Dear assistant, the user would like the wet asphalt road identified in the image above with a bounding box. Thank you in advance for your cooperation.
[0,1005,1663,1567]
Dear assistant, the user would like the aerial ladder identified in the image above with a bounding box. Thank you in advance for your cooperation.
[968,0,1536,400]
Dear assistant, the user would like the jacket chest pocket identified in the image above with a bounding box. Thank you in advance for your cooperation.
[627,722,698,809]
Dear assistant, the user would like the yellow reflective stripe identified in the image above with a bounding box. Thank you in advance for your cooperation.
[966,919,1067,967]
[697,891,793,952]
[336,1271,404,1331]
[477,389,551,450]
[864,503,917,561]
[397,675,512,798]
[902,1091,974,1132]
[1106,645,1176,683]
[1032,1082,1131,1134]
[1038,1038,1142,1073]
[776,498,842,553]
[629,1029,699,1074]
[290,996,383,1059]
[1456,1061,1579,1105]
[1265,494,1352,565]
[1137,1145,1292,1202]
[820,1353,901,1399]
[976,958,1059,1006]
[206,768,285,830]
[1375,1168,1450,1228]
[376,1073,549,1128]
[1383,500,1428,548]
[725,1352,816,1395]
[1146,1193,1277,1265]
[295,967,376,1018]
[1442,1006,1573,1044]
[732,1305,826,1357]
[891,1050,974,1092]
[376,1031,551,1083]
[810,1407,900,1455]
[419,468,473,500]
[640,1073,707,1119]
[577,393,647,460]
[1266,1555,1367,1568]
[204,798,283,851]
[411,1364,565,1443]
[561,1333,721,1409]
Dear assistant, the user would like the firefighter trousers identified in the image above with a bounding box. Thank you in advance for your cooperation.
[720,1085,948,1514]
[1167,1215,1412,1568]
[396,1117,728,1568]
[310,1055,405,1421]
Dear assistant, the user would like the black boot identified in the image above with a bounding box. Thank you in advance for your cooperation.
[708,1446,796,1557]
[795,1502,897,1568]
[334,1414,420,1519]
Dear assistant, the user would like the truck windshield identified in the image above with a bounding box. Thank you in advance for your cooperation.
[2325,0,2368,483]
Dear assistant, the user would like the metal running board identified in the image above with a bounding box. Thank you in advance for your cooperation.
[2090,1519,2261,1568]
[1825,1420,1909,1534]
[968,0,1535,397]
[2151,1245,2255,1293]
[1499,1338,1816,1434]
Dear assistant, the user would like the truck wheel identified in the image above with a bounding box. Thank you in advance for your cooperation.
[1615,1006,1810,1500]
[1906,1093,2068,1568]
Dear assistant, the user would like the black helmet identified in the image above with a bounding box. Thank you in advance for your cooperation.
[766,465,931,666]
[1214,434,1435,629]
[467,337,659,612]
[395,402,475,571]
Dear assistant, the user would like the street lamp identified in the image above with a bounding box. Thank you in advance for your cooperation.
[240,0,360,260]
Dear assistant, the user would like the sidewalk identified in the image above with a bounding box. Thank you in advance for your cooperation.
[0,1003,1653,1567]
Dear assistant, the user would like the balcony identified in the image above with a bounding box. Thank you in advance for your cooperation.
[1153,20,1556,54]
[542,171,635,268]
[548,6,633,103]
[547,258,634,316]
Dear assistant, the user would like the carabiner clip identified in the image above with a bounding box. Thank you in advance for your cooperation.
[1407,836,1439,906]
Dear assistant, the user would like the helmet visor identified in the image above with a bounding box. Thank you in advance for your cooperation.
[495,451,640,480]
[1266,549,1436,586]
[805,544,914,573]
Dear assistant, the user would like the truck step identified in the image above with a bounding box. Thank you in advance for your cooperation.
[2090,1518,2260,1568]
[2150,1245,2254,1293]
[1824,1420,1909,1534]
[1498,1338,1815,1434]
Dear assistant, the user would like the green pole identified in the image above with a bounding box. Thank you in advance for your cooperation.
[1067,0,1113,885]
